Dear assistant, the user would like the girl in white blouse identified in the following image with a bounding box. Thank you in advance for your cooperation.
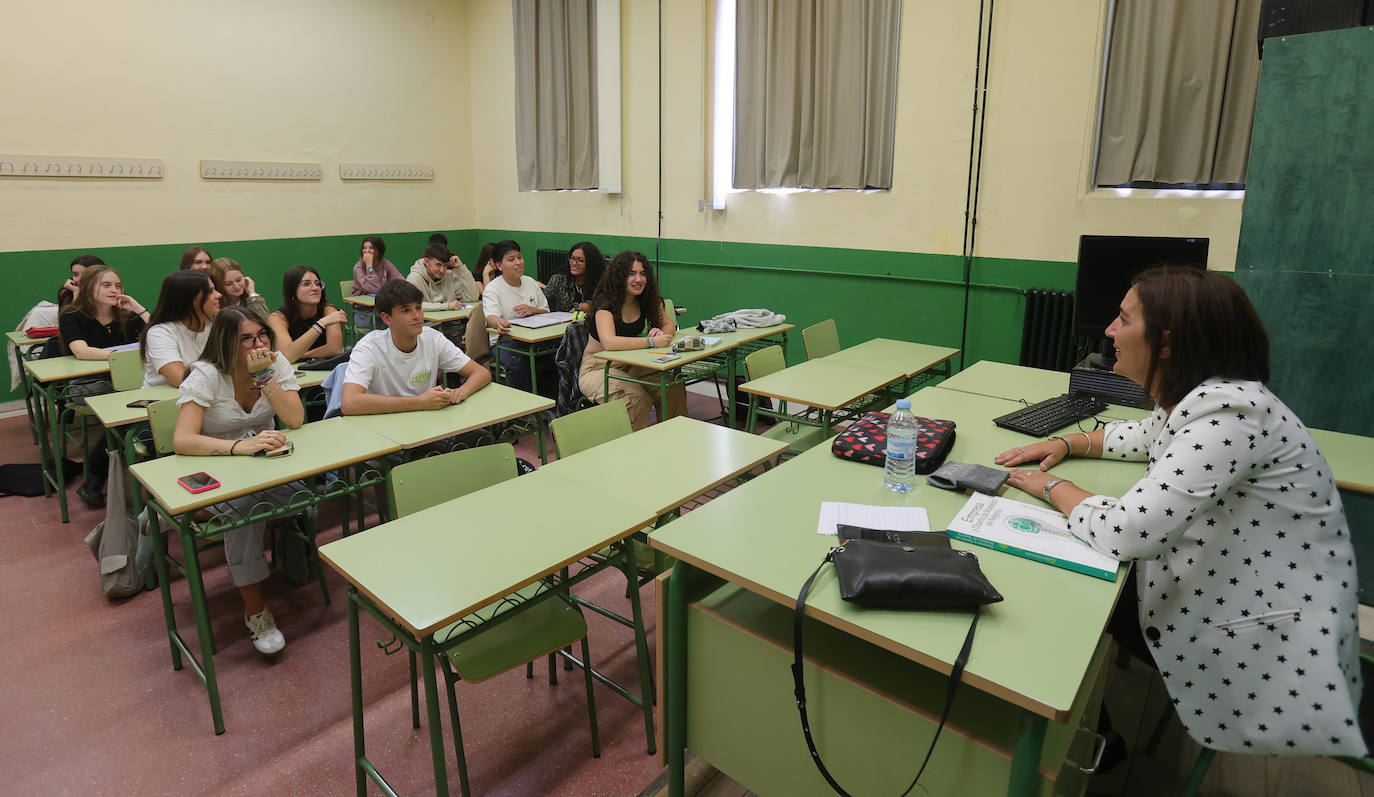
[172,307,304,655]
[141,270,221,387]
[996,267,1363,757]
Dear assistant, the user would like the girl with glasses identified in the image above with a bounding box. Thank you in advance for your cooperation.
[267,265,347,363]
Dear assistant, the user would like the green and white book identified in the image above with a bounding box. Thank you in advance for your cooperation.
[944,493,1120,581]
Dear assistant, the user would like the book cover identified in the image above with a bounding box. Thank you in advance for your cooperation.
[944,493,1119,581]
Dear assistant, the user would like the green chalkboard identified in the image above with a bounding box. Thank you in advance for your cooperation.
[1235,27,1374,436]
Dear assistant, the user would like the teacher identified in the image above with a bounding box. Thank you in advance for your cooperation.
[995,266,1363,756]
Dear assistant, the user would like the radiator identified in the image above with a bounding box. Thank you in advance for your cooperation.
[1019,289,1076,371]
[535,248,565,285]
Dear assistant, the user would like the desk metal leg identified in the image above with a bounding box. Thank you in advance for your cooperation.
[419,635,450,796]
[178,517,226,734]
[149,504,180,670]
[666,561,690,797]
[622,536,657,754]
[348,592,368,797]
[725,352,739,429]
[1007,711,1048,797]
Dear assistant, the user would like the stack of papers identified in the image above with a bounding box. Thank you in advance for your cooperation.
[944,493,1119,581]
[816,502,930,536]
[511,311,575,328]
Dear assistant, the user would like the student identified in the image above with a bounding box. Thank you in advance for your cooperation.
[209,257,270,321]
[179,245,213,271]
[350,235,402,296]
[407,241,480,307]
[544,241,605,314]
[267,265,347,363]
[141,270,221,388]
[341,279,491,414]
[56,265,150,507]
[172,307,304,655]
[59,265,150,359]
[577,251,684,431]
[474,241,499,294]
[59,254,105,308]
[997,267,1363,756]
[482,240,552,393]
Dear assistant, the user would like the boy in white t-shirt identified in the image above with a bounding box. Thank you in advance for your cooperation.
[481,240,554,395]
[341,280,491,415]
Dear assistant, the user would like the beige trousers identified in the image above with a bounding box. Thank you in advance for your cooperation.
[578,354,687,431]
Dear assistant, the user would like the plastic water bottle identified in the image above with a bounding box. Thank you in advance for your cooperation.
[884,399,919,493]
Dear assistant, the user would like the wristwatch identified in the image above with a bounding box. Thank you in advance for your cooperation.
[1043,478,1066,505]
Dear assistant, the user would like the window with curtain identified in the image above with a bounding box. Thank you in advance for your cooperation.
[1095,0,1261,190]
[512,0,598,191]
[733,0,902,190]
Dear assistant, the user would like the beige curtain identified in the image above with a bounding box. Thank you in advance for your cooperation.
[1097,0,1261,186]
[734,0,901,190]
[513,0,598,191]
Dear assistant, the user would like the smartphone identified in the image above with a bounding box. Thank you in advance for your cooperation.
[653,353,680,363]
[126,398,157,409]
[263,440,294,459]
[177,472,221,494]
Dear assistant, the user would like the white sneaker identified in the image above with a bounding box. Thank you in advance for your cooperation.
[245,608,286,655]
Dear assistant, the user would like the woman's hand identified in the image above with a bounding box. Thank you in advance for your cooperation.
[993,440,1067,471]
[483,263,497,283]
[113,294,146,315]
[236,429,287,454]
[244,275,256,295]
[648,330,673,348]
[320,309,348,328]
[1003,469,1058,501]
[64,278,80,298]
[245,347,276,374]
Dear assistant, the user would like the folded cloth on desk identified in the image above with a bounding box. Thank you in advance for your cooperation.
[926,461,1009,495]
[698,308,786,333]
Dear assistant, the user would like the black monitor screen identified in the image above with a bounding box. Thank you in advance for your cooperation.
[1074,235,1209,338]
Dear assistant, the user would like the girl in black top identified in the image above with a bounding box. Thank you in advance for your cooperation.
[544,241,606,313]
[266,265,347,363]
[577,251,681,430]
[58,265,150,359]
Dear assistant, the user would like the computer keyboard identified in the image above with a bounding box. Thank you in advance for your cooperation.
[993,393,1108,437]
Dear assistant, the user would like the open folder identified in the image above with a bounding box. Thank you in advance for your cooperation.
[510,311,575,329]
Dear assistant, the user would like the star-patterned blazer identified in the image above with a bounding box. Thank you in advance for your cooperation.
[1068,378,1364,756]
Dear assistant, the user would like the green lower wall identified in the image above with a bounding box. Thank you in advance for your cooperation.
[2,228,1072,404]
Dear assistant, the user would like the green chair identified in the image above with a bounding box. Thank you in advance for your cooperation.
[389,444,600,797]
[742,345,831,456]
[107,349,144,391]
[549,399,632,458]
[802,318,840,360]
[662,298,675,320]
[146,399,180,455]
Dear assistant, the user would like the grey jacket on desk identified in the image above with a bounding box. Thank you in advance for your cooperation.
[1069,378,1364,756]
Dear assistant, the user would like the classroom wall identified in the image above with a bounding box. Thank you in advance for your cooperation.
[0,0,475,252]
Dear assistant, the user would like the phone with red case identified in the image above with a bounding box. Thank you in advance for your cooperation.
[177,471,220,494]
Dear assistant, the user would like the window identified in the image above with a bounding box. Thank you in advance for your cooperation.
[1094,0,1262,190]
[723,0,902,193]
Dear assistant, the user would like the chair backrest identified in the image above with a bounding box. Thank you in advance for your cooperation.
[802,319,840,360]
[108,349,145,391]
[389,443,519,517]
[339,279,354,297]
[146,399,180,456]
[550,400,632,458]
[662,298,676,324]
[745,344,786,381]
[464,307,492,365]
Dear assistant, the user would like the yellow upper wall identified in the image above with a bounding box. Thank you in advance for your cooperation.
[466,0,1244,269]
[0,0,474,252]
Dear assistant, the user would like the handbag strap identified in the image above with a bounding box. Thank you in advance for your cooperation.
[793,551,982,797]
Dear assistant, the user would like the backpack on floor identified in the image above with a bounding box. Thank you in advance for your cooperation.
[0,460,78,497]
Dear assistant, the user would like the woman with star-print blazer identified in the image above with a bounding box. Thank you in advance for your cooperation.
[996,267,1363,757]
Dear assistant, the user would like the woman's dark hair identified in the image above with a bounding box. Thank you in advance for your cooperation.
[591,251,665,328]
[279,264,331,325]
[1131,266,1270,408]
[178,245,212,270]
[361,235,386,262]
[567,241,606,295]
[140,270,216,357]
[199,307,277,378]
[474,242,498,281]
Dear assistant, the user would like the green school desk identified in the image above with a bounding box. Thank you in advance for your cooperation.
[23,355,113,522]
[738,358,907,432]
[651,386,1147,797]
[822,337,961,395]
[7,330,50,445]
[341,382,554,463]
[131,418,400,734]
[319,471,656,797]
[488,321,569,396]
[593,323,795,428]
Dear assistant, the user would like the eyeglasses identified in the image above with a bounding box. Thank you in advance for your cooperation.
[299,280,323,288]
[238,331,272,347]
[570,256,586,264]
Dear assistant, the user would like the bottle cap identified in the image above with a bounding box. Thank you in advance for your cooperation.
[895,399,911,410]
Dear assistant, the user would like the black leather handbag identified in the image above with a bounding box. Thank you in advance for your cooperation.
[793,539,1001,796]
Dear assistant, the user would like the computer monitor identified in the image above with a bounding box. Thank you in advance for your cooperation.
[1074,235,1209,338]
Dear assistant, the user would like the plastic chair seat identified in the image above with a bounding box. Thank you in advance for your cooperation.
[438,586,589,683]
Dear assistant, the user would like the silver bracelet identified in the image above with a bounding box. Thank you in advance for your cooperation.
[1057,436,1073,456]
[1043,478,1066,505]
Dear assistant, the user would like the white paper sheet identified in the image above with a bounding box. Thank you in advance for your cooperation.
[816,501,930,536]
